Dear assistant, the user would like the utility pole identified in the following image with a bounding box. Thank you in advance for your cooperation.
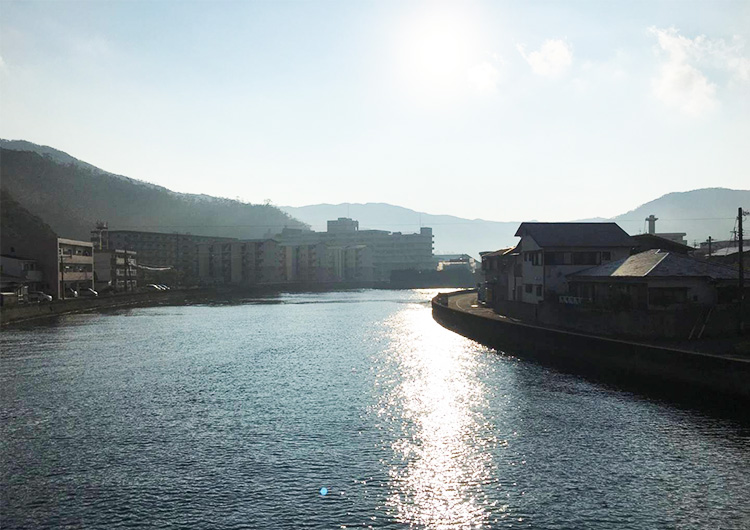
[739,208,745,335]
[707,236,713,257]
[60,251,65,300]
[125,246,130,292]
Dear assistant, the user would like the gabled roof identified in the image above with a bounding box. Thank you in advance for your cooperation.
[569,249,739,280]
[515,222,633,248]
[709,247,748,257]
[481,246,517,258]
[632,233,693,254]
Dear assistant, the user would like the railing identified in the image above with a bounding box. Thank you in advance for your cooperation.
[61,254,93,264]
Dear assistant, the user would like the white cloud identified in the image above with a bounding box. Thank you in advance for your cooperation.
[467,60,501,92]
[652,60,717,116]
[649,27,750,115]
[517,39,573,78]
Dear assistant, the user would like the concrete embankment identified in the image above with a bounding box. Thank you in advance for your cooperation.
[0,289,227,326]
[1,283,389,326]
[433,291,750,407]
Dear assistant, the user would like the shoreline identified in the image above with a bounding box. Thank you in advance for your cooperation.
[432,290,750,411]
[0,283,459,327]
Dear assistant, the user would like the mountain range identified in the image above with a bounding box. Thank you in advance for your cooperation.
[0,140,306,242]
[282,189,749,257]
[1,140,747,259]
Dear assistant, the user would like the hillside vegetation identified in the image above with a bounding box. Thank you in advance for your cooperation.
[0,145,306,241]
[0,188,58,250]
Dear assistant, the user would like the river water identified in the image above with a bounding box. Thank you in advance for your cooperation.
[2,289,749,529]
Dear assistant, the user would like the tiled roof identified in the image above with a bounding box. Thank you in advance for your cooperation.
[709,247,747,257]
[515,222,633,248]
[632,233,693,254]
[569,249,739,280]
[481,246,517,258]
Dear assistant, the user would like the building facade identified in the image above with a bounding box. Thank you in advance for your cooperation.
[511,223,634,304]
[275,218,433,282]
[106,230,236,283]
[94,249,138,292]
[57,238,95,298]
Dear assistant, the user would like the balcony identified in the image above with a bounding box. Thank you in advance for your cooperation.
[61,254,93,265]
[63,272,92,281]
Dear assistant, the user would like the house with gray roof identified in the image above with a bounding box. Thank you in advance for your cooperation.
[567,249,739,310]
[512,222,634,304]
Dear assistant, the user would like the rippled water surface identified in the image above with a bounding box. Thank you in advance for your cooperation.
[2,290,749,529]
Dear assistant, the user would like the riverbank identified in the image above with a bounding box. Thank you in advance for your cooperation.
[433,290,750,408]
[0,289,211,326]
[0,283,452,326]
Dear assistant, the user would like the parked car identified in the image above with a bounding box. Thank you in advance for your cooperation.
[66,288,79,298]
[157,284,170,290]
[146,284,165,291]
[79,288,98,297]
[29,291,53,302]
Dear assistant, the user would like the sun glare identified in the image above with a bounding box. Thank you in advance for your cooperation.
[394,7,485,103]
[377,302,497,527]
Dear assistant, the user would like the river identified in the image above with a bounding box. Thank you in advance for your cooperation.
[2,289,749,529]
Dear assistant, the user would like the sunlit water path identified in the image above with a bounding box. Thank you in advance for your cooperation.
[2,290,749,529]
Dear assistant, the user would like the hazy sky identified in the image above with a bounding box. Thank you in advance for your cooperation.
[1,0,748,222]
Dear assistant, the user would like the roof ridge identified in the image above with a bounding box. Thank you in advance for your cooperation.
[643,249,669,276]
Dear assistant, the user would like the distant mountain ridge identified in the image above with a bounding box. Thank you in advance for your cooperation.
[0,140,307,241]
[283,188,749,257]
[2,140,745,258]
[612,188,749,244]
[281,203,521,257]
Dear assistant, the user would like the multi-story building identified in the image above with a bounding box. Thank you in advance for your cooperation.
[94,249,137,292]
[196,239,375,286]
[0,255,45,295]
[105,230,236,283]
[57,238,95,298]
[275,218,433,282]
[197,240,284,285]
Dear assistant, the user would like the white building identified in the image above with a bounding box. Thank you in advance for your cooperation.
[509,222,634,304]
[276,218,433,282]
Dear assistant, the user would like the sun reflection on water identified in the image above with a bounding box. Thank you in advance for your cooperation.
[377,301,498,528]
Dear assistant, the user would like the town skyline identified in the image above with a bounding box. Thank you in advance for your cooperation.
[2,1,749,222]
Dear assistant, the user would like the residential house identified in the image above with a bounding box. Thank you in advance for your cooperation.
[512,222,633,304]
[479,247,517,305]
[632,233,693,255]
[567,248,740,309]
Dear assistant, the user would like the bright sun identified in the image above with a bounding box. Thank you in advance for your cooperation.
[394,7,485,103]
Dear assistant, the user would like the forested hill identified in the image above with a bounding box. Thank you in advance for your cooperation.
[0,145,307,241]
[0,188,58,248]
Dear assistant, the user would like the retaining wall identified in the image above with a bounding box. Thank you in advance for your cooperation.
[433,296,750,405]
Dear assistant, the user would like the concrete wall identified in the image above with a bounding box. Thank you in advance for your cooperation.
[432,296,750,403]
[493,299,740,339]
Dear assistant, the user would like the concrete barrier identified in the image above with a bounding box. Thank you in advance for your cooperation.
[433,294,750,407]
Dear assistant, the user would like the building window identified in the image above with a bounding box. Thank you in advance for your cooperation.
[572,252,599,266]
[536,285,542,296]
[649,287,688,307]
[525,251,542,266]
[602,251,611,261]
[525,284,532,294]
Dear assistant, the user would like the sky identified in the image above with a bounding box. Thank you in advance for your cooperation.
[1,0,749,222]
